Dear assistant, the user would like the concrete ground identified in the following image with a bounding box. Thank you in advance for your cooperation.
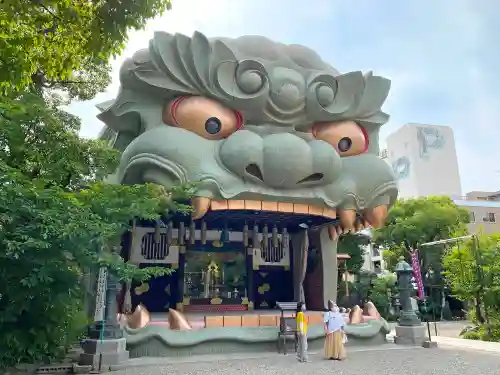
[107,320,484,374]
[389,320,469,338]
[111,346,500,375]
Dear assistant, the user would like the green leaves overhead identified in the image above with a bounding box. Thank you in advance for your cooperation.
[0,0,172,95]
[0,0,177,367]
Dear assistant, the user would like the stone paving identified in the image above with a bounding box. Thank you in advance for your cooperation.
[111,345,500,375]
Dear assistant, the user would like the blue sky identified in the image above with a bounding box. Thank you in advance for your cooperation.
[70,0,500,194]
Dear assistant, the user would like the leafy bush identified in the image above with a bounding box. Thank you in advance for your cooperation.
[461,324,500,342]
[0,295,89,366]
[369,274,398,320]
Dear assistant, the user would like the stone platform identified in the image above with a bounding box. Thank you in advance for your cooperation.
[124,317,390,358]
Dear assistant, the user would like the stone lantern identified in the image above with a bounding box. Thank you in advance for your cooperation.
[393,256,426,346]
[80,270,129,370]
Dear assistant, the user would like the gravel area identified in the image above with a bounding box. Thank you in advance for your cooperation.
[111,346,500,375]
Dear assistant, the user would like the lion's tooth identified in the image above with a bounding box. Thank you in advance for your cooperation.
[364,205,388,229]
[191,197,211,219]
[339,209,356,231]
[328,225,338,240]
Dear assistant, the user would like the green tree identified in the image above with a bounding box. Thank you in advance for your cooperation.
[370,274,398,320]
[0,92,193,368]
[374,196,469,323]
[1,0,172,95]
[337,232,370,274]
[375,196,469,271]
[443,234,500,329]
[0,0,183,368]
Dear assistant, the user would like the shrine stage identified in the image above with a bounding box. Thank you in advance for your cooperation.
[124,310,391,358]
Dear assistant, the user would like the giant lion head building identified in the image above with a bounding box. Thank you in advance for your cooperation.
[97,31,398,317]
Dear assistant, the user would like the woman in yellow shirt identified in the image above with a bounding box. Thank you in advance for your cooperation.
[296,301,309,362]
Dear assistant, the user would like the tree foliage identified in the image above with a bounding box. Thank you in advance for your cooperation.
[0,91,193,368]
[1,0,172,95]
[443,233,500,328]
[337,232,370,274]
[369,274,398,320]
[0,0,179,367]
[374,196,469,271]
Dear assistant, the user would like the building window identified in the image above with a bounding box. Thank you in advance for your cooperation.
[469,211,475,223]
[372,244,381,257]
[482,213,496,223]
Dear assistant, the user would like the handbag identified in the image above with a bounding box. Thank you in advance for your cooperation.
[342,332,348,344]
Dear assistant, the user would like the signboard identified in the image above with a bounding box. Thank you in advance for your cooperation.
[410,250,425,299]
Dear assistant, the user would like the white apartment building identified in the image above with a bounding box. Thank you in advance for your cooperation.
[361,242,386,274]
[382,123,462,199]
[454,191,500,235]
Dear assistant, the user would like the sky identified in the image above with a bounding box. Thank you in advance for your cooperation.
[69,0,500,194]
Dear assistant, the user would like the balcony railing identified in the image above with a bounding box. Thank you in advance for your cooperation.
[452,195,500,201]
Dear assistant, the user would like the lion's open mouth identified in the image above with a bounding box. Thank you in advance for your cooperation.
[191,197,388,239]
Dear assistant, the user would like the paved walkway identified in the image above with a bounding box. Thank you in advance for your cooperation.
[388,320,500,353]
[432,336,500,353]
[110,346,500,375]
[109,321,500,374]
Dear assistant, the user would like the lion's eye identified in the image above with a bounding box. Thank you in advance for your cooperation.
[162,96,243,140]
[205,117,222,134]
[311,121,369,157]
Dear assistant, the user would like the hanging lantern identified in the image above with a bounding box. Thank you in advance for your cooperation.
[201,221,207,245]
[282,227,289,251]
[178,222,185,245]
[272,225,278,249]
[262,225,268,250]
[154,219,161,244]
[252,224,259,248]
[166,221,173,245]
[243,223,249,247]
[189,221,196,245]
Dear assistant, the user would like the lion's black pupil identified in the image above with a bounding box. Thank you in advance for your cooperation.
[205,117,222,134]
[338,137,352,152]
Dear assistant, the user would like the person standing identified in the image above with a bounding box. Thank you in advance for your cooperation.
[296,301,309,362]
[323,300,346,360]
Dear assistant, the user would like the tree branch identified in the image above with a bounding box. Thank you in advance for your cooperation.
[30,0,63,22]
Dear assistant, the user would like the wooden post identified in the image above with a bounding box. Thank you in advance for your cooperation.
[344,265,350,297]
[246,247,254,310]
[176,245,186,311]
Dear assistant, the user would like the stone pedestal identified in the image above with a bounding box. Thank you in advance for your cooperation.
[79,338,129,371]
[422,340,438,348]
[394,324,427,346]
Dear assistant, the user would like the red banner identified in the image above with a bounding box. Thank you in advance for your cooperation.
[410,250,425,299]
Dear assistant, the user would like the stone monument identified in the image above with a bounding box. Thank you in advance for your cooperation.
[80,272,130,370]
[393,256,427,346]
